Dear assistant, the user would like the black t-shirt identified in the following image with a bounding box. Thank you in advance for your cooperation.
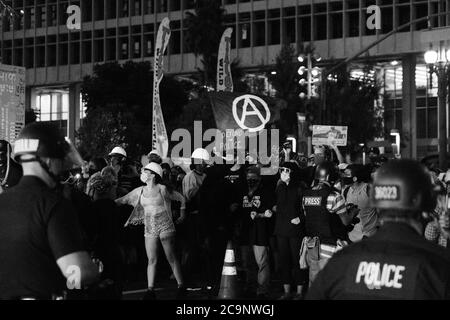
[307,223,450,300]
[0,176,85,299]
[238,183,275,246]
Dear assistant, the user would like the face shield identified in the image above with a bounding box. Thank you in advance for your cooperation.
[61,137,84,171]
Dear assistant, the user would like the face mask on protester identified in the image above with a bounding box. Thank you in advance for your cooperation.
[247,178,260,189]
[140,172,150,183]
[280,172,290,183]
[342,177,354,185]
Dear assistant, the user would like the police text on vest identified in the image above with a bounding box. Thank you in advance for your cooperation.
[355,261,405,289]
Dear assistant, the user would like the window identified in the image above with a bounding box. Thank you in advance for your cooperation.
[253,21,265,46]
[106,39,116,61]
[299,16,311,42]
[144,35,153,56]
[144,0,154,14]
[48,4,57,26]
[107,0,117,19]
[268,20,280,45]
[347,11,359,37]
[37,5,46,28]
[134,0,141,15]
[82,0,92,22]
[120,38,128,59]
[82,41,92,63]
[94,0,105,20]
[94,39,104,62]
[25,47,34,68]
[120,0,129,17]
[35,93,69,122]
[59,43,68,65]
[383,66,403,136]
[25,7,35,28]
[381,6,393,33]
[239,23,251,47]
[315,15,327,40]
[331,13,343,38]
[133,38,141,58]
[283,18,295,44]
[416,64,438,139]
[47,44,57,66]
[70,42,80,64]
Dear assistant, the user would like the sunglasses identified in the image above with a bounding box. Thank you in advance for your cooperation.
[279,167,292,174]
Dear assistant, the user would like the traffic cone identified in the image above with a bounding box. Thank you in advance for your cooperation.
[217,241,240,299]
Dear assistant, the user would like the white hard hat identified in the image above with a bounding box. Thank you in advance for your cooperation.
[109,146,127,158]
[191,148,210,161]
[148,149,161,157]
[143,162,163,179]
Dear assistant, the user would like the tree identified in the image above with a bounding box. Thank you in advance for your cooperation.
[77,61,188,159]
[184,0,226,88]
[322,64,383,149]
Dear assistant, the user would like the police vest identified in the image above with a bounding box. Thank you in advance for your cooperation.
[303,185,336,245]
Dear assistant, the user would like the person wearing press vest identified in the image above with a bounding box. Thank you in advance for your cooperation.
[0,123,99,299]
[301,161,355,287]
[307,159,450,299]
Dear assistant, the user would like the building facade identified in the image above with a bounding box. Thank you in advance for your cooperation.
[1,0,450,158]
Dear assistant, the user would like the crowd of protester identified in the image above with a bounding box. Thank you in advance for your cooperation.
[1,133,450,300]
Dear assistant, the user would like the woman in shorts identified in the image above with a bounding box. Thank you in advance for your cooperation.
[116,162,186,300]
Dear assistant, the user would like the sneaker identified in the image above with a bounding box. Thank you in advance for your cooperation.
[278,293,292,300]
[142,289,156,300]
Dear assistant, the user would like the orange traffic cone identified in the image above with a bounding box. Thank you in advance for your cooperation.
[217,241,240,300]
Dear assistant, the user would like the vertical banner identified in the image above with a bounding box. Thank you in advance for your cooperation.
[0,64,26,145]
[152,17,171,159]
[216,28,233,92]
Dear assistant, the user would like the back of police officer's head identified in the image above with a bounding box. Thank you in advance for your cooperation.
[13,122,82,187]
[370,159,436,225]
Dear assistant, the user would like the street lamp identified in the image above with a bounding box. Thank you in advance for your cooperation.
[424,47,449,171]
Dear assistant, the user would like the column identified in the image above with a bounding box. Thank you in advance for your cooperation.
[401,53,417,159]
[68,83,81,141]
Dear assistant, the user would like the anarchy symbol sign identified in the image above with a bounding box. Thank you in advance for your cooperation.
[232,95,271,132]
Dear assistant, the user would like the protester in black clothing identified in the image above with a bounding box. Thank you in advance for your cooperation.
[273,161,308,300]
[89,172,123,298]
[0,139,23,193]
[238,166,275,299]
[0,123,99,299]
[197,163,231,297]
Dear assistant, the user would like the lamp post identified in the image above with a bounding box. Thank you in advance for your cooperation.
[425,47,450,171]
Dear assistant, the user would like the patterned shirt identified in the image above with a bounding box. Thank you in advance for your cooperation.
[312,181,347,216]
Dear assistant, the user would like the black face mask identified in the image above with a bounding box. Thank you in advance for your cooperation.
[247,179,260,189]
[342,177,354,185]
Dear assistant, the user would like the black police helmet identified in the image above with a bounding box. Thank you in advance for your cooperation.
[370,159,436,213]
[13,122,83,169]
[315,161,339,183]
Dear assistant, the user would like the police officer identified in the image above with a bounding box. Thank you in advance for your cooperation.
[0,122,99,299]
[302,161,354,286]
[0,139,23,192]
[307,159,450,299]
